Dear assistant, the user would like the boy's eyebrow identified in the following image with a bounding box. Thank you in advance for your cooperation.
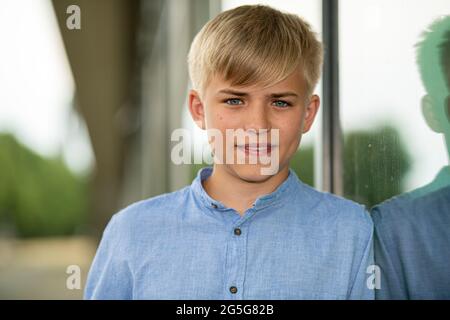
[217,89,299,98]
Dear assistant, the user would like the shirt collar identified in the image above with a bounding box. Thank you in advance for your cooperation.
[190,166,299,213]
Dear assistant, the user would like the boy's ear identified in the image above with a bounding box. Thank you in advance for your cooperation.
[421,94,443,133]
[302,94,320,133]
[188,89,206,130]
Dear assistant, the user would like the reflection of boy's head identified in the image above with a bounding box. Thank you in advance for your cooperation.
[444,30,450,122]
[416,16,450,137]
[187,5,323,100]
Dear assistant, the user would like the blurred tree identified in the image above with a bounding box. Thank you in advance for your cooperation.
[0,134,89,238]
[343,126,411,208]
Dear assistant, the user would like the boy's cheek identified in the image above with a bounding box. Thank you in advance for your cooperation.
[206,111,240,129]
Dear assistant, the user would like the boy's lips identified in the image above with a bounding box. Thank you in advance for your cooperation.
[235,143,277,155]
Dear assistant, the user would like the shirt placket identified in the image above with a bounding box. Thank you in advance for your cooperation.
[224,212,250,300]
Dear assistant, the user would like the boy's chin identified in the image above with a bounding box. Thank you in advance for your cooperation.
[227,164,279,183]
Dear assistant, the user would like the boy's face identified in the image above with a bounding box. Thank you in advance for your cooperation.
[188,69,320,182]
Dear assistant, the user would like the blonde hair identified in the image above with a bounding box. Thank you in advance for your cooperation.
[187,5,323,98]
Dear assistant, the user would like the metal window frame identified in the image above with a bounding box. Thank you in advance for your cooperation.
[321,0,343,195]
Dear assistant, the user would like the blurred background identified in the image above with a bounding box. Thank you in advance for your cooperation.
[0,0,448,299]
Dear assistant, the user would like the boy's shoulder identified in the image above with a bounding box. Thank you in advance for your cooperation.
[107,185,191,233]
[371,184,450,229]
[292,178,372,229]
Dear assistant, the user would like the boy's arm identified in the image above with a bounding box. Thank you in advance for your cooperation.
[347,212,375,300]
[371,207,408,299]
[84,214,133,299]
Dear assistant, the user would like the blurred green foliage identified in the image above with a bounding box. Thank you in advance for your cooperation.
[289,144,314,187]
[190,126,411,209]
[0,133,89,238]
[343,126,410,208]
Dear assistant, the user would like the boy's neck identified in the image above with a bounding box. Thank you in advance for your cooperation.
[202,164,290,216]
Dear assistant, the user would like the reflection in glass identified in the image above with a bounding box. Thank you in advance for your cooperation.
[372,16,450,299]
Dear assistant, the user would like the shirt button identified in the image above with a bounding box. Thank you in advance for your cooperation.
[229,286,238,294]
[211,203,218,209]
[234,228,242,236]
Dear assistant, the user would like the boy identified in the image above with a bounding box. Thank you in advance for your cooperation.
[85,5,374,300]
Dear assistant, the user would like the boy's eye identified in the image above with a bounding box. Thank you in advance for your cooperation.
[272,100,291,108]
[225,98,244,106]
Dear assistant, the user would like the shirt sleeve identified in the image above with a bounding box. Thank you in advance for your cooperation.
[347,212,375,300]
[84,214,133,299]
[371,207,408,299]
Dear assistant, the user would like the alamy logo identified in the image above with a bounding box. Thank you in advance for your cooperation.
[66,265,81,290]
[66,5,81,30]
[366,264,381,290]
[171,128,280,175]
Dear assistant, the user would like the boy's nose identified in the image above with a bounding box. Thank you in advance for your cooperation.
[243,105,270,131]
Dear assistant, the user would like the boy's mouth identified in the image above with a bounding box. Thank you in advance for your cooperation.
[235,143,277,156]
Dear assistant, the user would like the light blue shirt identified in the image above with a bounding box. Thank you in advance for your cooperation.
[85,166,374,299]
[371,167,450,299]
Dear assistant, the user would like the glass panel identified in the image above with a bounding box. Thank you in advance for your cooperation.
[340,0,450,299]
[340,0,449,207]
